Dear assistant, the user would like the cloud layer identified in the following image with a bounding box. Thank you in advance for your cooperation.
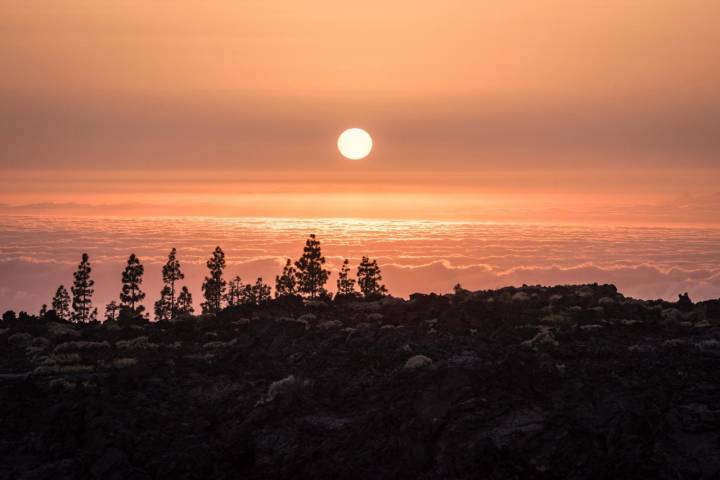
[1,216,718,313]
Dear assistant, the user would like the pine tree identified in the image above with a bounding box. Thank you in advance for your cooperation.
[176,286,194,315]
[201,246,226,313]
[153,287,172,321]
[52,285,71,321]
[336,259,356,296]
[275,259,298,298]
[357,256,388,299]
[294,234,330,299]
[225,276,244,307]
[71,253,95,322]
[161,248,184,318]
[105,301,119,321]
[39,304,48,318]
[120,253,146,316]
[242,277,272,305]
[255,278,272,304]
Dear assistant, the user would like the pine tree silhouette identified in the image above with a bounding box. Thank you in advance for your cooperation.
[225,276,244,307]
[161,248,184,318]
[254,277,272,304]
[357,256,388,299]
[176,286,194,315]
[105,301,120,321]
[120,253,146,317]
[201,246,226,313]
[242,277,272,305]
[294,234,330,299]
[153,287,172,321]
[71,253,95,322]
[275,259,298,298]
[39,304,48,318]
[52,285,71,321]
[336,258,356,296]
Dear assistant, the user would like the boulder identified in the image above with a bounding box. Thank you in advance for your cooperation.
[404,355,433,369]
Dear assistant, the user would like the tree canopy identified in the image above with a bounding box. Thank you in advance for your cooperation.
[201,246,226,313]
[336,259,357,296]
[52,285,71,321]
[357,256,387,299]
[294,234,330,299]
[275,259,298,298]
[120,253,146,317]
[161,248,184,318]
[71,253,96,322]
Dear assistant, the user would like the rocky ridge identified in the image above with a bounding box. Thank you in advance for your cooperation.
[2,284,720,479]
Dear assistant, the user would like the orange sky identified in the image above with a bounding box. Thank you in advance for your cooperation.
[1,0,719,224]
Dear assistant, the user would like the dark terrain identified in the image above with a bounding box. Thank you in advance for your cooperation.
[2,284,720,479]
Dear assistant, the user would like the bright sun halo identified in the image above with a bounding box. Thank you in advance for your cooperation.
[338,128,372,160]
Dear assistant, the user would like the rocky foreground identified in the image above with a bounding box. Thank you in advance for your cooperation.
[2,284,720,480]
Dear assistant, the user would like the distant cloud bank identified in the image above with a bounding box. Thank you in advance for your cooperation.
[1,216,718,313]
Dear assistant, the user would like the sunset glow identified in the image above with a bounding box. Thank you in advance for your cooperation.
[1,0,718,225]
[3,3,720,475]
[0,0,719,312]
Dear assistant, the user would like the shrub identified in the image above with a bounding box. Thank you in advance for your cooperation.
[598,296,616,307]
[112,357,138,368]
[696,338,720,350]
[104,321,122,331]
[30,336,51,349]
[628,344,656,353]
[116,336,158,350]
[512,292,530,302]
[404,355,433,369]
[8,332,32,346]
[47,322,80,338]
[53,353,82,365]
[522,329,559,349]
[59,364,94,373]
[33,365,59,375]
[542,313,574,329]
[202,339,238,349]
[54,340,111,353]
[258,375,312,404]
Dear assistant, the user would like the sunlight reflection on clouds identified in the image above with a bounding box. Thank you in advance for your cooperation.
[0,216,719,312]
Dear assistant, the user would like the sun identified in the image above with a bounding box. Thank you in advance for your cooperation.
[338,128,373,160]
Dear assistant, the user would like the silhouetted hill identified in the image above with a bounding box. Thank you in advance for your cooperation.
[2,284,720,479]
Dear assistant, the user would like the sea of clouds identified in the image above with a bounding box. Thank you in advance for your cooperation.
[1,216,719,313]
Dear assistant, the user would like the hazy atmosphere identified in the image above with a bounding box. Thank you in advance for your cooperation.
[1,1,719,308]
[2,0,719,224]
